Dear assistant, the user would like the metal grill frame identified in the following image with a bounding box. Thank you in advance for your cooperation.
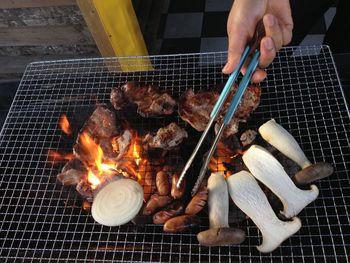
[0,45,349,262]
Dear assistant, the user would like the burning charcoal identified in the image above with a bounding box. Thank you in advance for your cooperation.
[163,214,200,233]
[153,201,184,225]
[240,129,258,147]
[185,185,208,215]
[81,106,119,139]
[82,200,92,212]
[111,81,177,117]
[171,173,186,200]
[76,180,94,202]
[143,122,188,151]
[115,130,133,158]
[57,159,87,185]
[156,171,171,196]
[143,194,173,215]
[73,106,120,166]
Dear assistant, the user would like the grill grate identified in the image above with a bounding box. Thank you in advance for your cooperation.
[0,46,350,262]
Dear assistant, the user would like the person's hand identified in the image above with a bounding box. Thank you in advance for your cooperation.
[223,0,293,82]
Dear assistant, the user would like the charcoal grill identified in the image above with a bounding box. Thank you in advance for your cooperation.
[0,45,349,262]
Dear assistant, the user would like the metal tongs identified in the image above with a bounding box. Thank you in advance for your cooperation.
[177,20,265,195]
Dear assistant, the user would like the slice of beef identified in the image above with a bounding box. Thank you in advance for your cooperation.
[143,122,188,151]
[110,81,177,117]
[179,84,261,138]
[178,89,218,131]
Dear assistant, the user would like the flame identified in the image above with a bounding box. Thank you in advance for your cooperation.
[59,114,72,135]
[48,149,74,164]
[87,170,101,189]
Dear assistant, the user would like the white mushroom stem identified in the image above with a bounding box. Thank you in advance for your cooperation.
[227,171,301,253]
[243,145,319,218]
[259,119,311,169]
[92,176,144,226]
[207,172,229,228]
[197,172,246,246]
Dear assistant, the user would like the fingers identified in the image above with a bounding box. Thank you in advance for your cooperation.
[222,27,247,75]
[258,14,281,68]
[241,63,267,83]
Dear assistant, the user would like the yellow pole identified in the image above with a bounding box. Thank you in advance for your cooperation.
[77,0,153,71]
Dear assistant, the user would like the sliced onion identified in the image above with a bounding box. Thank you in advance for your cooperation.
[92,177,143,226]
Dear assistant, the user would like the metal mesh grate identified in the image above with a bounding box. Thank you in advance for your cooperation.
[0,46,349,262]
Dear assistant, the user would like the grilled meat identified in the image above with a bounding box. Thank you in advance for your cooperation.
[153,202,184,225]
[143,122,188,151]
[143,194,173,215]
[178,89,219,131]
[185,185,208,215]
[110,81,177,117]
[179,85,261,137]
[57,158,86,185]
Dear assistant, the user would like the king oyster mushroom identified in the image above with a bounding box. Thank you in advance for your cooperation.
[259,119,334,182]
[197,173,246,246]
[243,145,319,218]
[227,171,301,253]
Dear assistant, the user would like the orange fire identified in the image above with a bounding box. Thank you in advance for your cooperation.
[59,114,72,135]
[87,170,101,189]
[48,150,74,164]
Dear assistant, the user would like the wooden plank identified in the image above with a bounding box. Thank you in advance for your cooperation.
[0,26,94,47]
[0,0,76,9]
[76,0,152,71]
[0,55,95,74]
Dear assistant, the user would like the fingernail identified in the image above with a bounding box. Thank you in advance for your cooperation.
[264,38,274,50]
[222,63,229,72]
[265,15,275,27]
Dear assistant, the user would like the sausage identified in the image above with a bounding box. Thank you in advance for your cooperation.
[171,173,186,200]
[185,185,208,215]
[153,202,184,225]
[143,194,173,215]
[163,214,200,233]
[143,171,156,202]
[156,171,170,196]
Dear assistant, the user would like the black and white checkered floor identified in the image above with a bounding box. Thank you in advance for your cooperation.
[157,0,336,54]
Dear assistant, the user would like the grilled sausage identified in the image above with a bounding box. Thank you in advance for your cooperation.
[156,171,170,196]
[185,185,208,215]
[163,215,200,233]
[153,202,184,225]
[171,173,186,200]
[143,194,173,215]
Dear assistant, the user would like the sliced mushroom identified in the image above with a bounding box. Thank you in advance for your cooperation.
[197,173,246,246]
[227,171,301,253]
[259,119,311,169]
[243,145,319,218]
[293,162,334,186]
